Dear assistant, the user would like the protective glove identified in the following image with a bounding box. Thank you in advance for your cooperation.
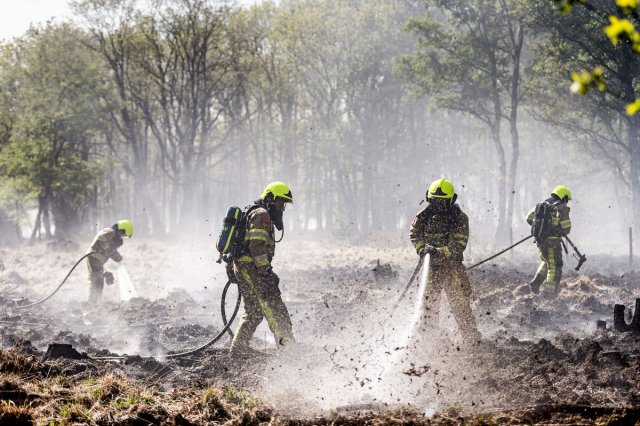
[259,268,279,286]
[418,244,437,257]
[225,263,237,283]
[103,271,114,285]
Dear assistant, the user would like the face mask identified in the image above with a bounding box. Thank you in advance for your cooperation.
[268,204,285,230]
[430,198,451,212]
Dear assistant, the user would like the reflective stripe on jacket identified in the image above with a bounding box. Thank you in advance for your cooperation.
[243,207,275,269]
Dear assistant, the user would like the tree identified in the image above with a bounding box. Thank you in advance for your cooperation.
[528,0,640,229]
[553,0,640,114]
[398,0,526,245]
[0,24,106,239]
[72,0,163,234]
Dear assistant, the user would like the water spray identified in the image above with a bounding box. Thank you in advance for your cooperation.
[117,263,138,301]
[390,254,430,359]
[391,253,426,312]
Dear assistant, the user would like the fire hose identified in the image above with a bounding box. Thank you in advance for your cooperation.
[465,235,533,270]
[91,280,241,360]
[15,252,96,309]
[162,280,241,358]
[12,252,241,359]
[395,233,587,302]
[393,237,533,306]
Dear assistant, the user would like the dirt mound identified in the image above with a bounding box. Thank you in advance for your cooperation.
[43,343,88,360]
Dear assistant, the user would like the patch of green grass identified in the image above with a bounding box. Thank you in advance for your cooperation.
[53,376,71,388]
[222,386,257,409]
[201,386,216,403]
[59,403,71,420]
[82,376,98,386]
[113,392,154,410]
[56,402,92,424]
[91,387,105,399]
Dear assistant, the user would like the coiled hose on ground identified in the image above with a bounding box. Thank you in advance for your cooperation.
[91,280,242,360]
[162,281,240,359]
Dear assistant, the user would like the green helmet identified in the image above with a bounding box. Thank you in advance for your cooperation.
[117,220,134,238]
[552,185,572,202]
[427,178,455,200]
[261,181,293,203]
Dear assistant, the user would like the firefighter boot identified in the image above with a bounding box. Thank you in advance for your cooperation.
[529,274,545,295]
[542,270,562,299]
[542,280,560,299]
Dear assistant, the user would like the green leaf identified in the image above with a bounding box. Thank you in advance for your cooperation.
[627,99,640,115]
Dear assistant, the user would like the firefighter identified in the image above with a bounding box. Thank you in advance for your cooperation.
[527,185,572,297]
[86,220,133,304]
[409,178,481,345]
[230,182,295,352]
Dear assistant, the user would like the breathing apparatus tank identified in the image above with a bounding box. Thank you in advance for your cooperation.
[216,206,245,260]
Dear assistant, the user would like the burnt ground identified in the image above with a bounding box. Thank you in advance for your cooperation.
[0,237,639,424]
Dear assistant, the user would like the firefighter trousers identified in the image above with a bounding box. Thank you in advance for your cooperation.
[532,238,563,294]
[418,261,481,344]
[231,259,294,349]
[87,255,105,304]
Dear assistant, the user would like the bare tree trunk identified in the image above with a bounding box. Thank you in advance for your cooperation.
[505,23,524,247]
[488,45,507,245]
[30,204,43,242]
[630,117,640,231]
[489,118,507,245]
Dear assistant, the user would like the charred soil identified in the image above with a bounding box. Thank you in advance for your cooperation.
[0,239,638,424]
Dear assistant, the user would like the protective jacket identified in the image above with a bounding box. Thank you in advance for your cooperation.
[238,205,276,270]
[88,228,123,265]
[410,204,469,262]
[526,197,571,241]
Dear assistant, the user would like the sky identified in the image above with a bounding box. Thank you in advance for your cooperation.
[0,0,262,42]
[0,0,73,41]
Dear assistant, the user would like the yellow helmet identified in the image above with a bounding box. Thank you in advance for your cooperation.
[261,181,293,203]
[552,185,572,202]
[427,178,455,200]
[117,220,134,237]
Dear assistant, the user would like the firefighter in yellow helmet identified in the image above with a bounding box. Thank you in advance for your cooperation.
[409,178,481,345]
[526,185,572,297]
[230,182,295,352]
[86,220,133,304]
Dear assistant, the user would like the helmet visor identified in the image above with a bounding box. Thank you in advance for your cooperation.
[274,198,289,211]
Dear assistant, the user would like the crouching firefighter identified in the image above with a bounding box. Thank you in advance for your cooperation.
[86,220,133,304]
[527,185,572,297]
[225,182,295,352]
[409,179,482,345]
[409,178,482,346]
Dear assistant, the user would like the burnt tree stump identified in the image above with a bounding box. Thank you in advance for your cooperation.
[614,298,640,332]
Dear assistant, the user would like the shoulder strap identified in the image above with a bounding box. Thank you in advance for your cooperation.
[242,204,262,227]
